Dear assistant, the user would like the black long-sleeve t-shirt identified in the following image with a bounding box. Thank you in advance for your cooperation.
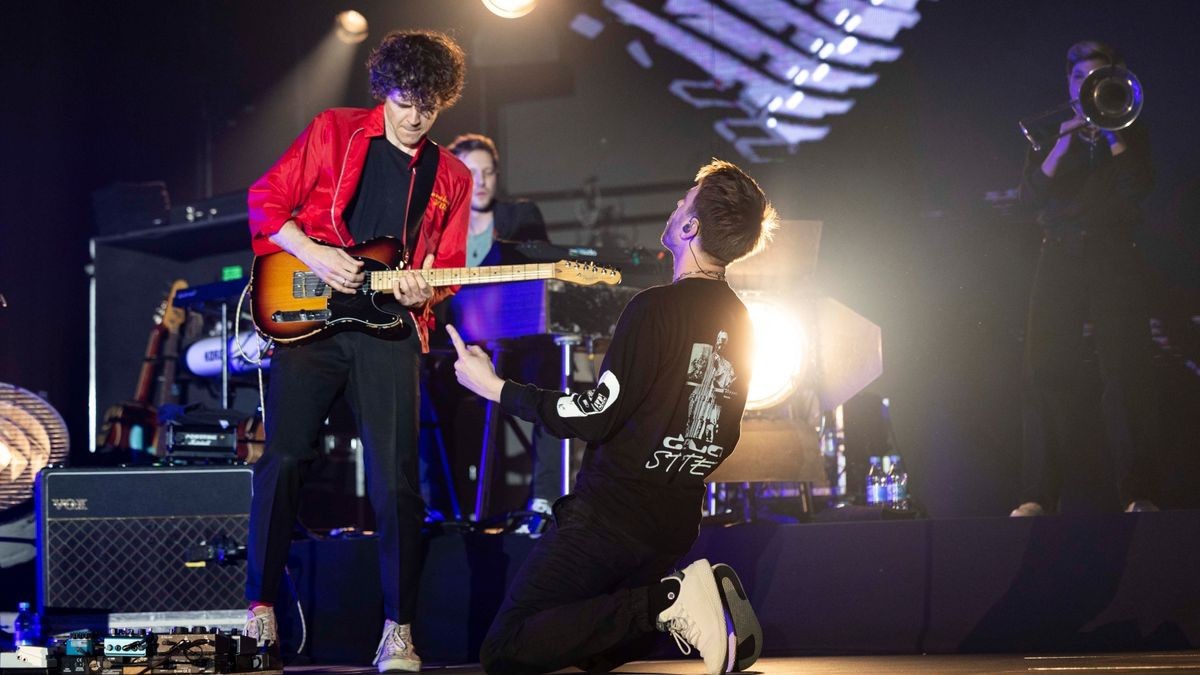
[499,278,754,554]
[1018,123,1153,238]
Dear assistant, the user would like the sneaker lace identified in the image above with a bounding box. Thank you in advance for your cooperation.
[376,625,409,660]
[247,613,273,642]
[663,616,697,656]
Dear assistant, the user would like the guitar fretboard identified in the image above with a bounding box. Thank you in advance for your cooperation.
[369,263,556,291]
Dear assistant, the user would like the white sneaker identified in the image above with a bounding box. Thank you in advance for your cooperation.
[656,559,732,675]
[1009,502,1045,517]
[712,563,761,672]
[374,619,421,672]
[243,606,277,649]
[1125,500,1159,513]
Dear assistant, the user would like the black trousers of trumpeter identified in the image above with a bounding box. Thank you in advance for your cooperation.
[247,330,424,624]
[480,496,680,675]
[1020,233,1160,510]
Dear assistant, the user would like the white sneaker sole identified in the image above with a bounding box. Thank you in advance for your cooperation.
[376,656,421,672]
[684,559,733,675]
[713,563,761,672]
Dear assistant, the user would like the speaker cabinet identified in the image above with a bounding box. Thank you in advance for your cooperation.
[36,466,251,614]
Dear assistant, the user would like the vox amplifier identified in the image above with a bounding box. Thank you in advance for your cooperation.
[36,466,252,615]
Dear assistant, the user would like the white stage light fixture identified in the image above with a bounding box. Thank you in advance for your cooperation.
[1,383,69,567]
[335,10,369,44]
[744,299,806,411]
[482,0,538,19]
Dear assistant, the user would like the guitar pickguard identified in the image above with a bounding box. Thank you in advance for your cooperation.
[311,256,410,337]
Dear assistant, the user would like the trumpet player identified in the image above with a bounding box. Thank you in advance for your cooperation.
[1011,41,1159,517]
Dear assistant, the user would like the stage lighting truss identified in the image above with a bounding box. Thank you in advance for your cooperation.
[335,10,369,44]
[483,0,539,19]
[574,0,923,162]
[744,297,808,412]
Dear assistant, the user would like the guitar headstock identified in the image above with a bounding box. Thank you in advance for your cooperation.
[551,260,622,286]
[158,279,189,333]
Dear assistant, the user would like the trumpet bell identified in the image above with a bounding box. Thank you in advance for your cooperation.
[1078,65,1143,131]
[1019,65,1144,151]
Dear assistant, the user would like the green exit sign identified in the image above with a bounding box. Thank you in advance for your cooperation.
[221,265,244,281]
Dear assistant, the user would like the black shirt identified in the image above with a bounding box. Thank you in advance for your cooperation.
[1019,123,1153,238]
[500,278,754,554]
[475,199,549,267]
[344,137,419,245]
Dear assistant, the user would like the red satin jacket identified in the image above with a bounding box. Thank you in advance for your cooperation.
[247,105,471,349]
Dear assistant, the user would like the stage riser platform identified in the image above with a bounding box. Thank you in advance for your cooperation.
[277,511,1200,664]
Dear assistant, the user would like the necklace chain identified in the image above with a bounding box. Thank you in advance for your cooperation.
[674,269,726,282]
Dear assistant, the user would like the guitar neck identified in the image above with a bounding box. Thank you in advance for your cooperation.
[133,327,166,404]
[368,263,557,291]
[155,332,183,407]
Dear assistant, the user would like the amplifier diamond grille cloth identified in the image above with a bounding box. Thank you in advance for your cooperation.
[44,514,247,612]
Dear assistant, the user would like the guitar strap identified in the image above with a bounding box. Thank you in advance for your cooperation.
[403,140,440,265]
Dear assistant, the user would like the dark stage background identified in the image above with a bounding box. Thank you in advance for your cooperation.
[1,0,1197,525]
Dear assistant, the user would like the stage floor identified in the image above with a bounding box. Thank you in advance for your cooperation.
[282,650,1200,673]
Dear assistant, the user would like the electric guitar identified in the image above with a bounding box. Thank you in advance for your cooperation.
[250,236,621,343]
[97,279,188,452]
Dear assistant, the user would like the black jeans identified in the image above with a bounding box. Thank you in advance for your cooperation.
[480,496,681,675]
[1020,233,1159,509]
[246,330,425,623]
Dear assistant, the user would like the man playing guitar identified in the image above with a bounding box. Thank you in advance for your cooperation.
[242,30,470,673]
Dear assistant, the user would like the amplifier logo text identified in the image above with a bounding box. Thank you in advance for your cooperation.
[51,498,89,511]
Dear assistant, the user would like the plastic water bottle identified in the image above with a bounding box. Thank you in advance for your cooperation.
[865,456,887,505]
[885,454,909,509]
[14,601,39,646]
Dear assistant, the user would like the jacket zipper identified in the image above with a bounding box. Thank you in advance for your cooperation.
[330,127,363,247]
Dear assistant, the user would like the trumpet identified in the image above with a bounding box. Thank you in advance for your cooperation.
[1019,65,1144,151]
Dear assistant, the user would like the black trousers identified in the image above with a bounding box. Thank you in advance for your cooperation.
[480,496,681,675]
[247,330,425,624]
[1020,233,1160,510]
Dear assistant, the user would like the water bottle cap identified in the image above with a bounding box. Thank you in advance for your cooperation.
[17,601,30,611]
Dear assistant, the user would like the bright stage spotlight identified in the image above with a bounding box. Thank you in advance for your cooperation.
[335,10,369,44]
[482,0,538,19]
[744,298,806,411]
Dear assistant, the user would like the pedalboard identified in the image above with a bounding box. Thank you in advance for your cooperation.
[5,628,279,675]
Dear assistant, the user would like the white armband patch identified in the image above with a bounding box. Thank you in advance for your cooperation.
[557,370,621,418]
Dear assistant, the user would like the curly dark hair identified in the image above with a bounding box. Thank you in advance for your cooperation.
[693,159,777,265]
[367,30,466,111]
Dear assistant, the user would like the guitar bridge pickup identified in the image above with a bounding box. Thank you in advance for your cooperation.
[271,309,331,323]
[292,272,328,298]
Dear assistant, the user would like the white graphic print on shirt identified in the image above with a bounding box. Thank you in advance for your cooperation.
[646,330,739,476]
[557,370,621,418]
